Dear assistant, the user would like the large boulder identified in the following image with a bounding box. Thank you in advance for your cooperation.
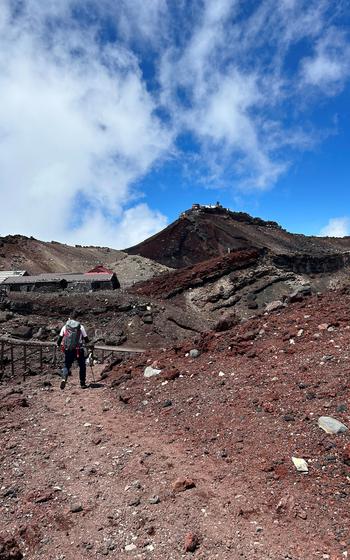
[11,326,33,340]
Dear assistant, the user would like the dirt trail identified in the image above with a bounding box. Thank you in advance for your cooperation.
[2,290,350,560]
[1,369,247,560]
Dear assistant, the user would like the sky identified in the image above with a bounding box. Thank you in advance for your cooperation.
[0,0,349,248]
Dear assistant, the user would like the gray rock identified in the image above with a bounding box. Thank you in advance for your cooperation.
[189,349,200,358]
[162,399,172,408]
[0,311,13,323]
[11,326,33,340]
[318,416,348,434]
[265,300,284,313]
[33,327,47,340]
[288,285,312,303]
[70,502,83,513]
[149,495,160,504]
[128,497,140,507]
[321,355,334,362]
[336,404,347,413]
[144,365,161,378]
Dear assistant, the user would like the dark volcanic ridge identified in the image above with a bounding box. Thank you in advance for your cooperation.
[1,207,350,559]
[126,204,350,268]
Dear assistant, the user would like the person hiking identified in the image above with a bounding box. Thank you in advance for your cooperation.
[57,317,90,390]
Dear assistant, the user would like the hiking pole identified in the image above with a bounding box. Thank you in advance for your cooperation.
[88,349,96,383]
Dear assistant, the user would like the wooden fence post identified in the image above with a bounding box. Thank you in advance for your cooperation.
[0,341,4,380]
[10,345,14,377]
[23,345,27,381]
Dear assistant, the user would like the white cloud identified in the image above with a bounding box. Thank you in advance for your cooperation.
[0,0,350,247]
[111,0,169,45]
[65,204,168,248]
[159,0,289,189]
[301,28,350,92]
[320,217,350,237]
[0,0,172,247]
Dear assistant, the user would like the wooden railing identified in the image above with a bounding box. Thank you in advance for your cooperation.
[0,337,144,381]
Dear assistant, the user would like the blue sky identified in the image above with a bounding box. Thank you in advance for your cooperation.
[0,0,349,247]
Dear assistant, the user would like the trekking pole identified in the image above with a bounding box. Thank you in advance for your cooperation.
[88,349,96,383]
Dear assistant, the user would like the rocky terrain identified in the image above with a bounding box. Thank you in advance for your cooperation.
[1,207,350,559]
[126,205,350,269]
[1,289,350,559]
[0,235,172,288]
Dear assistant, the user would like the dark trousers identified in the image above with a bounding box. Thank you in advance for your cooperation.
[64,350,86,385]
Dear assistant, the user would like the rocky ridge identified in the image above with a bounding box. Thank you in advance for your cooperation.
[126,205,350,268]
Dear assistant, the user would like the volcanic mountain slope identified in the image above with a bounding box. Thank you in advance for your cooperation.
[0,235,172,287]
[2,246,349,353]
[126,205,350,268]
[0,235,123,273]
[1,289,350,559]
[131,247,350,327]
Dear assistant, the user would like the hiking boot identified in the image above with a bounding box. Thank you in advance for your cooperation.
[60,367,69,390]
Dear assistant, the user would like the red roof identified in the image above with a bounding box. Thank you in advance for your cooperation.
[86,265,113,274]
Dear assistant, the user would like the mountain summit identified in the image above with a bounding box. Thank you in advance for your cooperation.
[125,204,350,268]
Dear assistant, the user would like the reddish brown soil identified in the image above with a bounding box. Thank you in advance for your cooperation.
[131,249,261,299]
[1,290,350,559]
[0,235,124,274]
[126,206,350,268]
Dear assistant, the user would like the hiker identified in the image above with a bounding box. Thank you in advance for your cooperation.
[57,318,90,389]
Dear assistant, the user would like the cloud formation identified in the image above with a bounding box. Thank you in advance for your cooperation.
[301,28,350,92]
[320,217,350,237]
[0,0,349,246]
[0,0,172,246]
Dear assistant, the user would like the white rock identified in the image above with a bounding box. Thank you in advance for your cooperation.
[292,457,308,473]
[144,366,161,378]
[125,544,137,552]
[318,416,348,434]
[265,301,284,313]
[83,423,91,427]
[218,371,225,377]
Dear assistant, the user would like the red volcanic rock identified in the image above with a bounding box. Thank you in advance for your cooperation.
[172,478,196,493]
[0,396,29,411]
[131,249,261,299]
[214,315,238,332]
[125,205,350,268]
[184,532,199,553]
[0,536,23,560]
[342,443,350,465]
[262,402,274,413]
[161,368,180,381]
